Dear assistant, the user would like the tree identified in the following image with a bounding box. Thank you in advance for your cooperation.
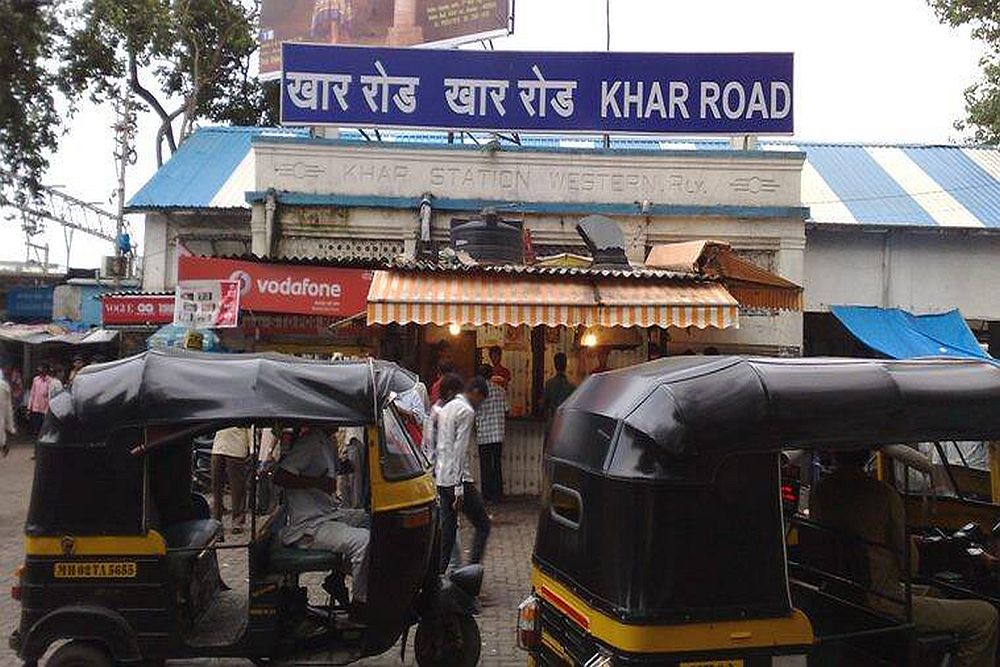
[929,1,1000,144]
[63,0,277,167]
[0,0,66,202]
[0,0,276,204]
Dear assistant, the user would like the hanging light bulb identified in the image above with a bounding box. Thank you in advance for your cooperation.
[581,331,598,347]
[448,323,462,336]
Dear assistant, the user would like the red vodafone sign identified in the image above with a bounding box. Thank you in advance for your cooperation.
[102,294,175,325]
[178,256,372,317]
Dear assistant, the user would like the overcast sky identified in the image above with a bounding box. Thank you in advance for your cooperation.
[5,0,988,269]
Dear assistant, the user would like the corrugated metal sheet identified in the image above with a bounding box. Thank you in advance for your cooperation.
[126,127,303,211]
[127,126,1000,229]
[902,146,1000,228]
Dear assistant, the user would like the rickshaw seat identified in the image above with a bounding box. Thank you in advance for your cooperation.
[161,519,222,551]
[260,506,347,574]
[268,543,345,573]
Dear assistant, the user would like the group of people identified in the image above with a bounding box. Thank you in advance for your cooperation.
[0,356,91,457]
[205,345,580,622]
[424,346,512,576]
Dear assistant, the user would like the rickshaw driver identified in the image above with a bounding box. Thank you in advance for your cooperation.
[812,449,999,667]
[273,426,371,618]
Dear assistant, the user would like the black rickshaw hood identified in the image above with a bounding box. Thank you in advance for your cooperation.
[535,356,1000,629]
[554,356,1000,473]
[43,348,418,446]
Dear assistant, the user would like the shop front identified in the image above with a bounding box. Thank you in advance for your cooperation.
[177,255,378,357]
[365,258,799,494]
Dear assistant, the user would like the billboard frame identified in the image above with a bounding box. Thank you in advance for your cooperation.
[258,0,515,82]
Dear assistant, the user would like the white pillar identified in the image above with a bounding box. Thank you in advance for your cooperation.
[250,203,268,256]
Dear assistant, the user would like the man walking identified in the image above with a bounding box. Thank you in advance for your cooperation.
[475,365,508,502]
[0,372,15,458]
[27,365,51,436]
[211,426,251,536]
[435,376,492,573]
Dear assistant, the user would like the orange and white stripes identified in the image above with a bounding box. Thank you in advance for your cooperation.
[366,270,739,330]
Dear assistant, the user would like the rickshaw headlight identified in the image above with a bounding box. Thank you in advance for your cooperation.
[516,594,540,650]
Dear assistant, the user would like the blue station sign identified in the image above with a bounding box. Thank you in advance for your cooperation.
[281,44,794,135]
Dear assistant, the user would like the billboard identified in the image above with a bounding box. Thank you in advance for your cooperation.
[281,44,794,135]
[178,256,373,318]
[173,280,241,329]
[101,293,175,326]
[259,0,511,79]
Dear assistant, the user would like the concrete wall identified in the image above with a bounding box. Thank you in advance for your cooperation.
[804,228,1000,320]
[253,139,805,209]
[141,211,251,291]
[52,284,110,326]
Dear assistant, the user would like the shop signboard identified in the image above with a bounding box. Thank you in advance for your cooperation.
[259,0,511,79]
[6,286,54,322]
[101,294,175,326]
[281,44,793,134]
[173,280,241,329]
[178,256,373,317]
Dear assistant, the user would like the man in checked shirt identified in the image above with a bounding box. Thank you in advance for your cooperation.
[475,364,509,503]
[435,375,492,574]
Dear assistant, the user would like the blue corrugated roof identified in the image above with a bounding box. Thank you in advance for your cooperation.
[127,127,305,210]
[800,144,937,226]
[127,126,1000,229]
[902,146,1000,228]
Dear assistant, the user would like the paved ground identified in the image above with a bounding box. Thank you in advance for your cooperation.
[0,440,537,666]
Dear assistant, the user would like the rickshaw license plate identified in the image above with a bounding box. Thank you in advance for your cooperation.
[679,661,743,667]
[53,561,137,579]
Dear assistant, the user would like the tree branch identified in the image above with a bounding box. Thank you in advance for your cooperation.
[129,54,176,154]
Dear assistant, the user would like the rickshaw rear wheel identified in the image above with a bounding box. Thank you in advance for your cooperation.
[414,614,481,667]
[47,641,112,667]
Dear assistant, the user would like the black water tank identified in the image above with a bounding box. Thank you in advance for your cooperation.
[450,211,524,265]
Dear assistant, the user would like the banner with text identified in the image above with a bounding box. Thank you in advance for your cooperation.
[260,0,511,79]
[102,294,175,326]
[174,280,241,329]
[178,256,373,317]
[281,45,793,134]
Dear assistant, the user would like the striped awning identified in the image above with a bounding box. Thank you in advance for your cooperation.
[367,270,739,329]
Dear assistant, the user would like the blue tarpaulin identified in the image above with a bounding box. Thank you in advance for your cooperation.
[830,306,993,361]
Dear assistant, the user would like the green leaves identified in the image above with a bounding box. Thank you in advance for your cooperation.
[0,0,276,201]
[929,0,1000,144]
[64,0,274,164]
[0,0,64,199]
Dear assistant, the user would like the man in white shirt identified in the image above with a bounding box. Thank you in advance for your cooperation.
[0,374,15,458]
[212,426,250,535]
[435,376,491,574]
[274,427,370,613]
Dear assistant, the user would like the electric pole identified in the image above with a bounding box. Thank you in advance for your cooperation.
[111,89,138,281]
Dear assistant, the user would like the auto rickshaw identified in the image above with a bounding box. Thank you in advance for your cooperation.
[516,356,1000,666]
[10,349,483,667]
